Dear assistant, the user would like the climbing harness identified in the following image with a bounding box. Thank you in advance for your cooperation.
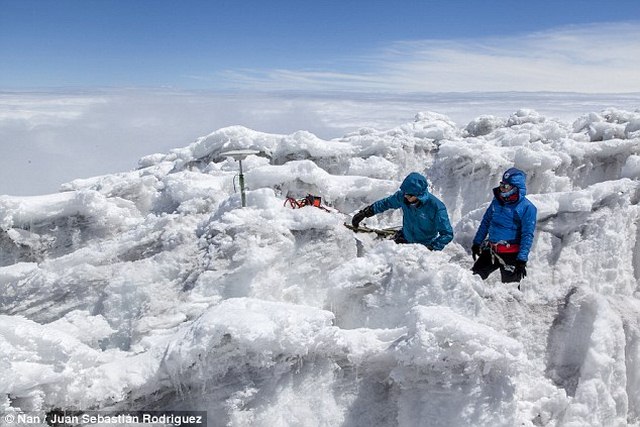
[483,241,518,272]
[488,241,520,254]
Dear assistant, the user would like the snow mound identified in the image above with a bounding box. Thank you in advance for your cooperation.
[573,108,640,141]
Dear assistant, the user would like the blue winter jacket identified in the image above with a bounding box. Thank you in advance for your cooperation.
[473,168,537,262]
[371,172,454,250]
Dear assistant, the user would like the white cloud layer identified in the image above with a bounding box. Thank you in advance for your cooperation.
[215,23,640,93]
[2,89,640,196]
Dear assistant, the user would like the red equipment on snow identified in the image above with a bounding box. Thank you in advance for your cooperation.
[284,194,333,212]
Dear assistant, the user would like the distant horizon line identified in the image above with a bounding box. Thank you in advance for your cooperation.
[2,87,640,97]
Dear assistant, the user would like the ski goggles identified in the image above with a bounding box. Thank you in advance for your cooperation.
[499,182,513,190]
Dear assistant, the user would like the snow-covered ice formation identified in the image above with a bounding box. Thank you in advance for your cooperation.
[1,107,640,426]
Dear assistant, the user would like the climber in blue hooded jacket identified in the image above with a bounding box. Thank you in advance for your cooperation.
[471,167,537,284]
[352,172,454,250]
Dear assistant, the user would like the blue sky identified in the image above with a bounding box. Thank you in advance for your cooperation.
[2,0,640,92]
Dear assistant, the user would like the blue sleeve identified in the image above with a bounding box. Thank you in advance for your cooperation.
[371,191,404,214]
[430,206,454,250]
[517,201,537,262]
[473,202,494,245]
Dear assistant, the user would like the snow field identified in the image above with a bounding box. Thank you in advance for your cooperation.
[0,108,639,426]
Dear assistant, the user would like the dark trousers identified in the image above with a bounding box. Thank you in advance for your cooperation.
[472,249,522,283]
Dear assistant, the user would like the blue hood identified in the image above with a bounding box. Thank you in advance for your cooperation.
[371,171,453,250]
[400,172,430,202]
[502,168,527,197]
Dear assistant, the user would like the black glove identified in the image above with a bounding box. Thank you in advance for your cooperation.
[352,205,374,228]
[514,260,527,279]
[393,230,408,244]
[471,244,481,261]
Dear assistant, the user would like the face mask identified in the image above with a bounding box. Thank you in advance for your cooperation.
[500,187,517,198]
[499,182,517,197]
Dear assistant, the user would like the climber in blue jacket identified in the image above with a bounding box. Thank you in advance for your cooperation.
[471,167,537,284]
[352,172,454,250]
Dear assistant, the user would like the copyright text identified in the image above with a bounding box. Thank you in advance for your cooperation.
[2,411,207,426]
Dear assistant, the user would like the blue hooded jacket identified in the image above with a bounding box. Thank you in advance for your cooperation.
[473,168,537,261]
[371,172,454,250]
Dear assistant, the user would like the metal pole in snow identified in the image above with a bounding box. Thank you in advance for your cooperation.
[238,159,246,207]
[220,150,259,208]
